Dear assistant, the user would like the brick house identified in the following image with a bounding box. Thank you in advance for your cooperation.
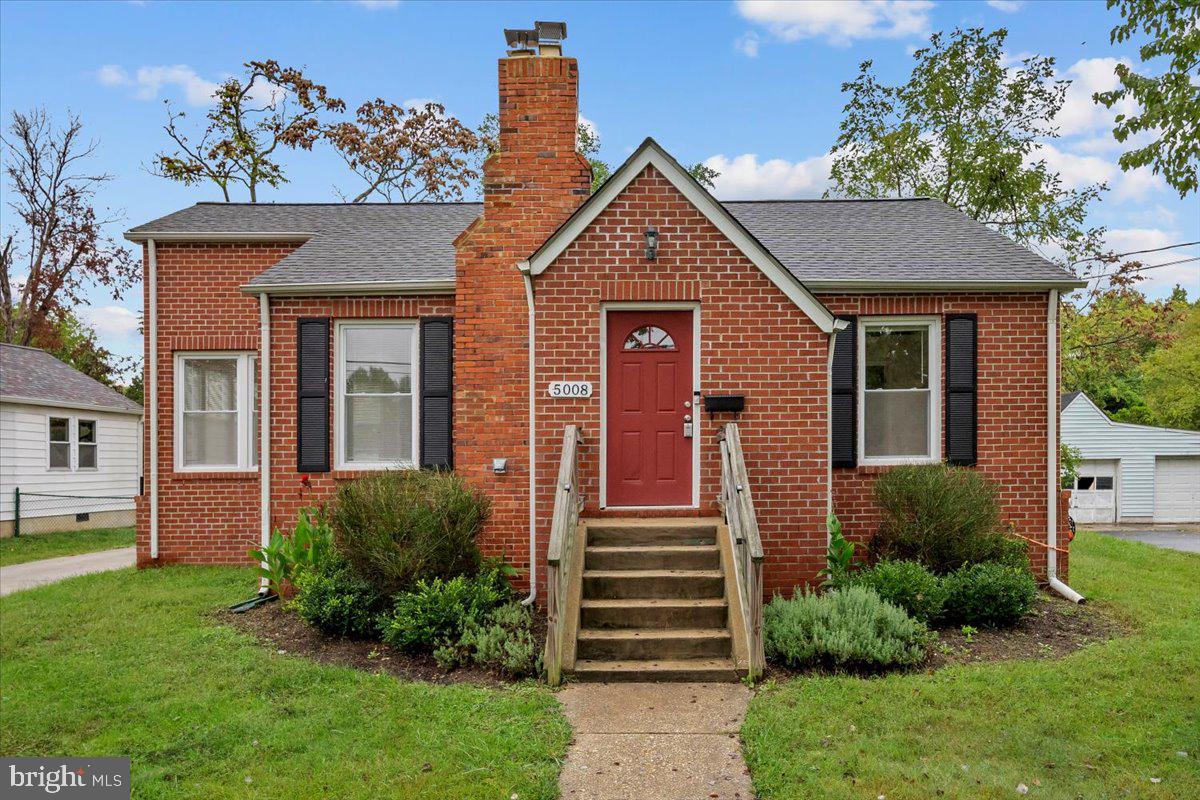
[126,24,1083,680]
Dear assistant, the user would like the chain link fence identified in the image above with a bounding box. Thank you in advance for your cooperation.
[5,489,136,537]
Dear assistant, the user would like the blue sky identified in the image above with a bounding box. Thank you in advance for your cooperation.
[2,0,1197,371]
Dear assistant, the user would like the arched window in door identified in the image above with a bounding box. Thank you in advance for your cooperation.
[623,325,676,351]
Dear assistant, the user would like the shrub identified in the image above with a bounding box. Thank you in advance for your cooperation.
[250,506,334,595]
[995,536,1030,571]
[943,562,1037,628]
[851,560,947,624]
[869,464,1010,574]
[763,586,929,671]
[818,514,857,588]
[379,564,511,653]
[458,602,542,677]
[292,555,386,638]
[333,470,491,595]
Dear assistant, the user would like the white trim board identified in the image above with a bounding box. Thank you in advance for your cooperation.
[599,301,702,510]
[519,138,839,335]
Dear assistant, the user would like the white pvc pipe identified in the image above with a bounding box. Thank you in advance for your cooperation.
[259,293,271,594]
[148,238,159,560]
[825,330,837,531]
[1046,289,1083,603]
[521,270,537,606]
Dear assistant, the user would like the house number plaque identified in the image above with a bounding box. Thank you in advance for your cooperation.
[548,381,593,398]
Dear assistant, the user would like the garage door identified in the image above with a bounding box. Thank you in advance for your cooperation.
[1155,457,1200,523]
[1070,460,1117,524]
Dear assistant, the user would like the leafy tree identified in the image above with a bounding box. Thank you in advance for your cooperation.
[1141,303,1200,429]
[1095,0,1200,197]
[122,373,144,404]
[827,27,1103,260]
[1061,285,1191,423]
[152,60,344,202]
[476,114,719,194]
[29,311,132,388]
[1,109,137,348]
[326,100,479,202]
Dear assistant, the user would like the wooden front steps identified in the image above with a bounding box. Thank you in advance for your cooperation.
[566,518,743,683]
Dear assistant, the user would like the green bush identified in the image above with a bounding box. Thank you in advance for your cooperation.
[869,464,1010,574]
[995,536,1030,571]
[943,562,1037,628]
[291,556,386,638]
[458,602,542,677]
[249,506,335,595]
[851,560,947,624]
[763,586,929,671]
[333,470,491,595]
[379,564,511,653]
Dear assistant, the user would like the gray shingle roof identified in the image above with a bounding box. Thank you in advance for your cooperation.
[0,344,142,414]
[126,196,1079,290]
[1061,391,1083,412]
[724,198,1079,288]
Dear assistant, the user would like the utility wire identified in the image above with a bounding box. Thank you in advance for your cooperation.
[1083,255,1200,280]
[1072,240,1200,264]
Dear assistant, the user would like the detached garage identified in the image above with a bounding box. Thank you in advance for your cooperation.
[1061,392,1200,524]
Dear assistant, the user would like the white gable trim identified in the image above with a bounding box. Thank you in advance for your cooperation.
[520,138,839,334]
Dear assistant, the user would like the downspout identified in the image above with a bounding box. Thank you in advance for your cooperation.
[1046,289,1084,603]
[520,267,537,606]
[258,293,271,595]
[825,320,849,540]
[148,238,159,560]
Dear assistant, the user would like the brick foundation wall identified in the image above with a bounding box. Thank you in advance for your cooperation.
[819,293,1060,581]
[531,165,831,597]
[137,242,298,566]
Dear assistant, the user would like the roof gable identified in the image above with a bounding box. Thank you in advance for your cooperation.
[0,344,142,415]
[520,138,840,334]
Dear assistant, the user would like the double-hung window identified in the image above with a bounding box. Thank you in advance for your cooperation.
[175,352,257,471]
[47,416,98,470]
[859,318,940,464]
[48,417,71,469]
[336,321,418,470]
[77,419,98,469]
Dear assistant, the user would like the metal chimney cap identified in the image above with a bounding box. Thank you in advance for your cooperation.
[535,21,567,42]
[504,28,538,49]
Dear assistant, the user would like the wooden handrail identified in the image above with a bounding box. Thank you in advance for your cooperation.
[717,423,765,680]
[545,425,584,686]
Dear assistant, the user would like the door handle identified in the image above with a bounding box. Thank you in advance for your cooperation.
[683,414,694,439]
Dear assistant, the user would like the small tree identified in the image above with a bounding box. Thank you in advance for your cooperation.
[1141,303,1200,430]
[1,109,137,348]
[827,27,1103,259]
[151,60,344,202]
[326,100,479,203]
[1095,0,1200,198]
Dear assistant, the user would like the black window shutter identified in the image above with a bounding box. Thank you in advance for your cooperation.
[831,316,857,468]
[296,317,330,472]
[945,314,978,466]
[420,317,454,470]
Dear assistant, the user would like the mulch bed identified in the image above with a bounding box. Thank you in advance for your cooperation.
[220,601,542,687]
[765,592,1127,680]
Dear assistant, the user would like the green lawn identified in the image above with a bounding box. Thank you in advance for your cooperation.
[743,531,1200,799]
[0,526,136,567]
[0,566,570,799]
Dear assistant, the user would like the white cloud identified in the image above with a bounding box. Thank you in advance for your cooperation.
[354,0,399,8]
[737,0,933,47]
[96,64,130,86]
[1032,142,1164,201]
[1057,57,1138,138]
[1102,228,1200,295]
[82,305,140,340]
[703,152,833,199]
[734,31,761,58]
[96,63,286,107]
[986,0,1024,11]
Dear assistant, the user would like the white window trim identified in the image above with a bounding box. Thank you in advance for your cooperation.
[76,417,99,471]
[857,316,942,466]
[334,319,421,471]
[46,414,74,471]
[173,351,258,473]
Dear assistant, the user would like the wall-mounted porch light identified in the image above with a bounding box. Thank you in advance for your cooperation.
[645,227,659,261]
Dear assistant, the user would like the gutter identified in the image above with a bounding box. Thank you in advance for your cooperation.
[520,264,537,606]
[148,239,159,560]
[806,279,1088,292]
[124,231,312,244]
[238,279,455,297]
[258,293,272,594]
[0,395,143,416]
[1046,288,1084,604]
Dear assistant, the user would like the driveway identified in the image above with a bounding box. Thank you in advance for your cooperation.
[0,547,136,596]
[1091,527,1200,554]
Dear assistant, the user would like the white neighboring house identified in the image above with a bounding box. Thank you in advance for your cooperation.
[1061,392,1200,525]
[0,343,143,536]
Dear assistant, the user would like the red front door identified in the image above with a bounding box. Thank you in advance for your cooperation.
[606,310,694,507]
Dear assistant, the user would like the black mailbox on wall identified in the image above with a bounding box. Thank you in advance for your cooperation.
[703,394,745,414]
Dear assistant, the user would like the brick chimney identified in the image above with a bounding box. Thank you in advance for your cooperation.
[454,22,591,593]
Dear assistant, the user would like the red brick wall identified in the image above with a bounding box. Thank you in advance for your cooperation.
[454,55,592,591]
[819,293,1059,580]
[531,165,832,597]
[137,242,298,566]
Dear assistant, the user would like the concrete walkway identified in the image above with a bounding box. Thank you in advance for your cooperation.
[558,682,754,800]
[0,547,135,596]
